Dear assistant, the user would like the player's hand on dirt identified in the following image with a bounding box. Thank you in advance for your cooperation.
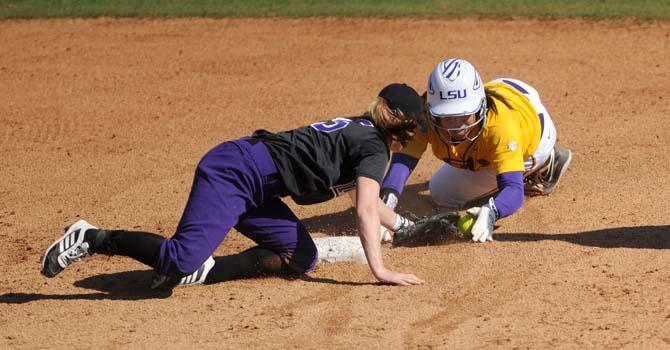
[375,268,425,286]
[466,201,498,243]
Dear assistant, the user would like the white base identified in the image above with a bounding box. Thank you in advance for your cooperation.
[313,237,367,264]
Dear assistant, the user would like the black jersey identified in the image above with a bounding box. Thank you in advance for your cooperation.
[252,116,390,205]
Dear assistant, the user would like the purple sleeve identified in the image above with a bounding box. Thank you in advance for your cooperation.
[493,171,524,218]
[381,153,419,194]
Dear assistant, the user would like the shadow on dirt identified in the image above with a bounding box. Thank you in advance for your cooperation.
[205,256,377,286]
[0,270,172,304]
[293,275,379,286]
[0,264,377,304]
[302,182,436,236]
[498,225,670,249]
[385,225,670,249]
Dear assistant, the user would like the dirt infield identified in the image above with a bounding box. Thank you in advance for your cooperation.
[1,17,669,349]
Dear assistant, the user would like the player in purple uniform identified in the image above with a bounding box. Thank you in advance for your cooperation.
[40,83,425,288]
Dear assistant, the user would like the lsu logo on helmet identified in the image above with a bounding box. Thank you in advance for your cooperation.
[441,59,462,82]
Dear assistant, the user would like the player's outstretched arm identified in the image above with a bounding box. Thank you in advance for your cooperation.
[355,176,424,286]
[380,153,420,210]
[347,189,401,236]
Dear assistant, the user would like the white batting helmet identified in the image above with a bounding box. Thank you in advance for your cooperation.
[427,58,487,143]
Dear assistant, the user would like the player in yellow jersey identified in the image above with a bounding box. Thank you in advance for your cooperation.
[379,58,572,243]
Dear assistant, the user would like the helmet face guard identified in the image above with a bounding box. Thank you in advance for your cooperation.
[428,98,487,144]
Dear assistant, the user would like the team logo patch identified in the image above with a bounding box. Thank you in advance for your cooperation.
[508,140,518,151]
[441,59,461,81]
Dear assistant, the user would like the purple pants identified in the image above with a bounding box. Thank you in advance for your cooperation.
[154,138,318,276]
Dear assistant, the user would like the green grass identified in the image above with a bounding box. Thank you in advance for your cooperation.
[1,0,669,20]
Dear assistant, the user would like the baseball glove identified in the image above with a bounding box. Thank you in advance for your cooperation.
[392,211,463,247]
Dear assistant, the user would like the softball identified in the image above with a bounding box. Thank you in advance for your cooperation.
[457,213,475,237]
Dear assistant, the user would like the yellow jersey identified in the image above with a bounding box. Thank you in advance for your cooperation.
[401,80,542,174]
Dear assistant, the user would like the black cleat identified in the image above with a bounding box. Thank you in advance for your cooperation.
[525,146,573,196]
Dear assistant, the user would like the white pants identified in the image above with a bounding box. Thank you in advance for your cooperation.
[429,79,557,209]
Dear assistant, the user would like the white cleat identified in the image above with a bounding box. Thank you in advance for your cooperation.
[151,256,215,289]
[41,220,97,278]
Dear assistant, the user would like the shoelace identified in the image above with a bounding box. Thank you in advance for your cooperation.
[63,242,90,264]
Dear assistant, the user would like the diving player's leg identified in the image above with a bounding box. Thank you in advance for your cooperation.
[428,163,498,210]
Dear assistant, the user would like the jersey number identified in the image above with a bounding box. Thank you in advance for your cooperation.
[311,117,373,133]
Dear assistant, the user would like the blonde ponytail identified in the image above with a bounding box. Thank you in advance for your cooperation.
[367,96,417,146]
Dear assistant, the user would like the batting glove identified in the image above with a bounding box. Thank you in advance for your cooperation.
[379,188,400,243]
[390,214,415,242]
[466,198,499,243]
[380,188,400,210]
